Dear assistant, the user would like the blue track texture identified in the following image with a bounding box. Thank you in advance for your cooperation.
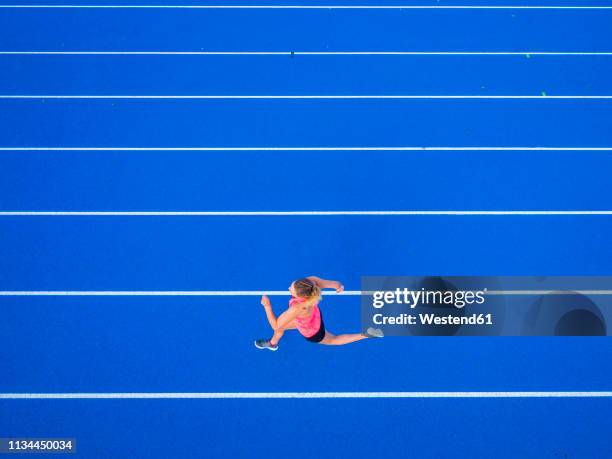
[1,2,611,458]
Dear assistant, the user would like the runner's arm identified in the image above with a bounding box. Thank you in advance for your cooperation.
[307,276,344,293]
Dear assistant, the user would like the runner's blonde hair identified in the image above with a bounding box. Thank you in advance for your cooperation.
[293,278,321,306]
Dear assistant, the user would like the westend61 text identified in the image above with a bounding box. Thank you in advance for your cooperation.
[372,313,494,326]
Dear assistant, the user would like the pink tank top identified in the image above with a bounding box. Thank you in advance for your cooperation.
[290,297,322,338]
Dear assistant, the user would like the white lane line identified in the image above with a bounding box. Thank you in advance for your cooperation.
[483,290,612,295]
[2,95,612,99]
[1,51,611,56]
[2,5,612,9]
[1,392,611,399]
[0,290,351,296]
[1,147,611,151]
[0,211,610,216]
[1,290,612,296]
[0,211,611,216]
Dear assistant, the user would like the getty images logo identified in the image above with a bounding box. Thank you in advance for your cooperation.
[371,288,487,309]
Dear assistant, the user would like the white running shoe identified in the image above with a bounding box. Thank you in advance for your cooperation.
[364,327,384,338]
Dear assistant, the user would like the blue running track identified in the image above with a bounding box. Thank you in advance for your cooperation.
[0,2,611,458]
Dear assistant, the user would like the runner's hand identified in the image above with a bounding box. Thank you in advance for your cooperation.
[261,295,272,308]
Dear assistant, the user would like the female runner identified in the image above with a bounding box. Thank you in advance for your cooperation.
[255,276,383,351]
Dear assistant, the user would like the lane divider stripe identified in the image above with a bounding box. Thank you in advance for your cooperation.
[1,95,612,99]
[2,290,612,296]
[2,147,611,151]
[0,211,611,216]
[1,392,611,399]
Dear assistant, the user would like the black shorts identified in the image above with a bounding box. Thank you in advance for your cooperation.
[304,311,326,343]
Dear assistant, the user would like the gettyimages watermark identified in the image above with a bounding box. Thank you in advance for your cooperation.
[360,276,612,336]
